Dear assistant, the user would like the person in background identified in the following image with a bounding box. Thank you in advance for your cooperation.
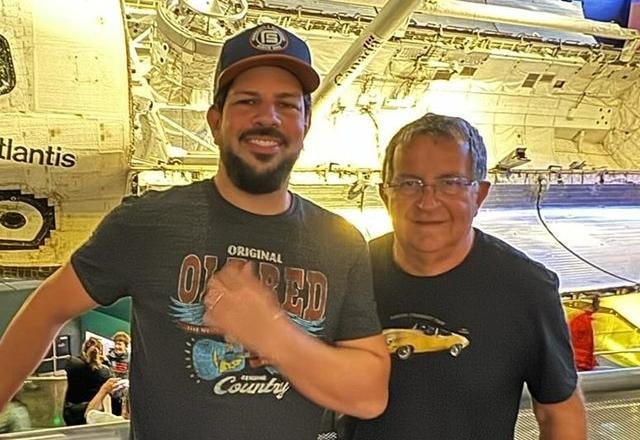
[0,396,31,433]
[84,377,130,424]
[352,113,586,439]
[105,331,130,417]
[569,295,600,371]
[63,337,112,426]
[0,23,389,440]
[106,331,130,379]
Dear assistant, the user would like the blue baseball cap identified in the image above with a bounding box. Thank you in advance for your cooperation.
[214,24,321,98]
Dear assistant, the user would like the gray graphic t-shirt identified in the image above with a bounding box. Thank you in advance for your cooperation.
[72,180,380,440]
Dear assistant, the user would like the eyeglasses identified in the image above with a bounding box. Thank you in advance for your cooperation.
[382,177,477,197]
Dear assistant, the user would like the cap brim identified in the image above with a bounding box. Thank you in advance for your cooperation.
[216,54,320,95]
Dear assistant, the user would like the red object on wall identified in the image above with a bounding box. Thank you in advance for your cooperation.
[569,310,596,371]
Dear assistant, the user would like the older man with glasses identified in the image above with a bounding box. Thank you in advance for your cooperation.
[351,113,586,440]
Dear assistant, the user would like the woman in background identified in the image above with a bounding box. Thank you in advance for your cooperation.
[63,337,111,425]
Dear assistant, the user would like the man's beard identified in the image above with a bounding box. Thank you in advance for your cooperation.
[220,143,299,194]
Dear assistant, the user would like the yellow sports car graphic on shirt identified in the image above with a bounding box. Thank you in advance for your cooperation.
[384,313,470,359]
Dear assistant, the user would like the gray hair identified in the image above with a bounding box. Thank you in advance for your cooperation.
[381,113,488,183]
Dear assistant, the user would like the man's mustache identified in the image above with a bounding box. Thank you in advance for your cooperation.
[239,127,287,145]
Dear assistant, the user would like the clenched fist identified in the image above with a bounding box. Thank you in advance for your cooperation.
[202,259,288,359]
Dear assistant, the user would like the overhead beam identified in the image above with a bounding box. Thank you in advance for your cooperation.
[313,0,422,115]
[328,0,636,39]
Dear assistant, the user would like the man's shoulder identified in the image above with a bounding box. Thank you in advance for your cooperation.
[295,194,366,241]
[295,194,341,220]
[476,229,558,286]
[110,181,211,221]
[366,233,394,276]
[126,180,210,207]
[369,232,393,250]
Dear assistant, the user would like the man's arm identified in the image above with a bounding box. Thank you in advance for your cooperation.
[0,263,98,410]
[263,321,389,419]
[532,389,587,440]
[204,260,390,419]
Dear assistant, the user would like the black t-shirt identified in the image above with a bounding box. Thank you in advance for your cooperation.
[71,180,380,440]
[64,356,111,405]
[353,229,577,440]
[63,357,112,425]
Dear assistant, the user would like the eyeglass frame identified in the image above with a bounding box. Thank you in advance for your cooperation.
[380,176,479,198]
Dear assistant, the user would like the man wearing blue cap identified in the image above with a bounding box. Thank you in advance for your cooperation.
[0,24,389,439]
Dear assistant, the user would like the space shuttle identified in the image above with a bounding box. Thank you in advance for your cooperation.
[0,0,130,276]
[1,2,640,435]
[0,0,638,293]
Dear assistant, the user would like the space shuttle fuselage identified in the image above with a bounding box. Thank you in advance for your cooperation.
[2,0,640,278]
[0,137,77,168]
[0,0,131,274]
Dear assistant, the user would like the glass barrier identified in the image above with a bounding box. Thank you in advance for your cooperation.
[0,420,129,439]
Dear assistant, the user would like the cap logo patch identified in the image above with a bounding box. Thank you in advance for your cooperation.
[250,25,288,52]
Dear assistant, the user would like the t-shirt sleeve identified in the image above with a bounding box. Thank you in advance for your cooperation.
[334,235,382,341]
[71,199,137,306]
[524,270,578,404]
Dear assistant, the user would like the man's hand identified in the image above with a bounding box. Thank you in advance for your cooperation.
[202,259,284,357]
[201,258,389,418]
